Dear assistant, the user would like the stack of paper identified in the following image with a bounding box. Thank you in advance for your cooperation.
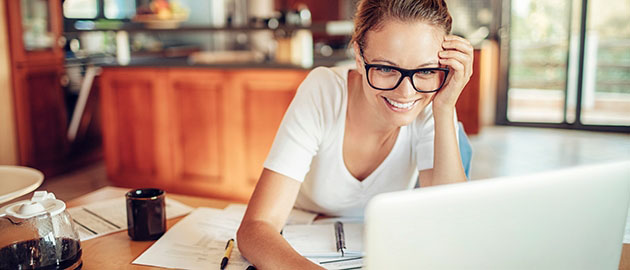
[67,197,193,241]
[133,207,250,269]
[283,217,365,269]
[283,223,363,257]
[223,203,318,225]
[133,204,318,269]
[311,257,364,270]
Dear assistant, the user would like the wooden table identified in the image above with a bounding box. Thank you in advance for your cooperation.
[70,187,630,270]
[67,186,235,269]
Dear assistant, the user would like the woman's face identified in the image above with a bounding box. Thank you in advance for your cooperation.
[354,19,445,127]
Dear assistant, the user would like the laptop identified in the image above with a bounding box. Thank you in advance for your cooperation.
[364,161,630,270]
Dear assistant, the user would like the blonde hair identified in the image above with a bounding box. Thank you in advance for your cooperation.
[351,0,452,50]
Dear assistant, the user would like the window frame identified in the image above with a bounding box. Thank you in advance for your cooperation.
[496,0,630,133]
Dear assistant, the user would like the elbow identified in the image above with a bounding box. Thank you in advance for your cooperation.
[237,219,264,258]
[236,221,250,255]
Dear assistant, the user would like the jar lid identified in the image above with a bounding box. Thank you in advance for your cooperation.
[0,191,66,219]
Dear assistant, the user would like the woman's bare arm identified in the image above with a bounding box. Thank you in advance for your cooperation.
[236,169,323,269]
[419,35,473,187]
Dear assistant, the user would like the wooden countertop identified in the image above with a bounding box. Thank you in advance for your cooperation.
[69,186,630,269]
[67,187,236,269]
[67,55,323,69]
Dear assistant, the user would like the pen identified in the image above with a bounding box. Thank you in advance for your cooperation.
[221,238,234,270]
[335,221,346,257]
[245,265,257,270]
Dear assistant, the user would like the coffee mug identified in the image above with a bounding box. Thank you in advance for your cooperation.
[126,188,166,241]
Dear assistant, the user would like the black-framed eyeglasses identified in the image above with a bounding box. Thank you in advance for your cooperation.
[360,51,449,93]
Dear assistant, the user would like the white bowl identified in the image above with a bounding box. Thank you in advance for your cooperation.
[0,166,44,204]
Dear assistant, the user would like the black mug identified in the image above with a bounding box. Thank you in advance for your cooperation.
[126,188,166,241]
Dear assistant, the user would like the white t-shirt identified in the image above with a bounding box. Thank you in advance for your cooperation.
[264,65,457,217]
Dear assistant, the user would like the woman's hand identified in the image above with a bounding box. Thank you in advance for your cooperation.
[433,35,474,113]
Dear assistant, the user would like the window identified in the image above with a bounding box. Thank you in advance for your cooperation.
[579,0,630,125]
[500,0,630,131]
[507,0,571,123]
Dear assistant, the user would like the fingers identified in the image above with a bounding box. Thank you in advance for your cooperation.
[442,35,474,55]
[434,56,465,107]
[438,58,465,79]
[440,35,473,79]
[432,36,474,109]
[439,51,473,80]
[438,50,471,70]
[444,34,467,43]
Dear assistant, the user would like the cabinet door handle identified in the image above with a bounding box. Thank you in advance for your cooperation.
[57,36,67,48]
[60,74,70,87]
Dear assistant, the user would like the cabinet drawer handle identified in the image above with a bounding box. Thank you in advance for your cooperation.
[60,74,70,87]
[57,36,67,48]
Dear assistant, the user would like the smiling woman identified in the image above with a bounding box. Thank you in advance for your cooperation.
[349,18,454,127]
[236,0,473,269]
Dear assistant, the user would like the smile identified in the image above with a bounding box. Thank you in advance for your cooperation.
[382,97,419,110]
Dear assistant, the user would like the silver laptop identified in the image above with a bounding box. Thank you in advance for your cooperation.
[365,161,630,270]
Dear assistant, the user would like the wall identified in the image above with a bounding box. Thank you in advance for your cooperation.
[0,0,19,165]
[479,39,499,126]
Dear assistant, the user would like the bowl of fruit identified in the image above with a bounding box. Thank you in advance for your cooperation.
[134,0,189,29]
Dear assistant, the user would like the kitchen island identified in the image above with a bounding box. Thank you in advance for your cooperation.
[98,51,481,201]
[99,63,308,202]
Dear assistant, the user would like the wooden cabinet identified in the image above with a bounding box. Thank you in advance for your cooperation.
[4,0,102,176]
[236,71,309,184]
[99,68,308,202]
[455,49,482,135]
[168,70,230,198]
[5,0,64,64]
[11,64,68,171]
[3,0,101,176]
[99,69,166,185]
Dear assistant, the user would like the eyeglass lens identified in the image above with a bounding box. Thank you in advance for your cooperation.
[367,66,447,92]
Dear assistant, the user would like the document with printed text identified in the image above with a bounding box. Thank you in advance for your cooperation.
[133,207,251,269]
[132,204,318,269]
[67,197,193,241]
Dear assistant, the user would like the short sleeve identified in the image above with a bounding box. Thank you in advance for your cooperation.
[263,68,331,182]
[412,104,459,171]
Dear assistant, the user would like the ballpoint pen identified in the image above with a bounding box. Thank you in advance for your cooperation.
[221,238,234,270]
[335,221,346,257]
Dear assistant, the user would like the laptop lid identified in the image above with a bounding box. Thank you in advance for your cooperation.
[365,161,630,270]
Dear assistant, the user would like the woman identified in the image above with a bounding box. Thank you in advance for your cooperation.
[237,0,473,268]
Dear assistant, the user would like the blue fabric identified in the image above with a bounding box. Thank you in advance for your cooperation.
[458,122,473,180]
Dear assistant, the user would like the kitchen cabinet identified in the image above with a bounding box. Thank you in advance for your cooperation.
[99,68,307,201]
[4,0,102,176]
[168,70,229,197]
[235,70,307,184]
[5,0,64,65]
[6,0,67,172]
[455,49,482,135]
[99,68,168,186]
[11,64,68,171]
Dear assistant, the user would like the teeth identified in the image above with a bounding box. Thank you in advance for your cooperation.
[385,97,416,109]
